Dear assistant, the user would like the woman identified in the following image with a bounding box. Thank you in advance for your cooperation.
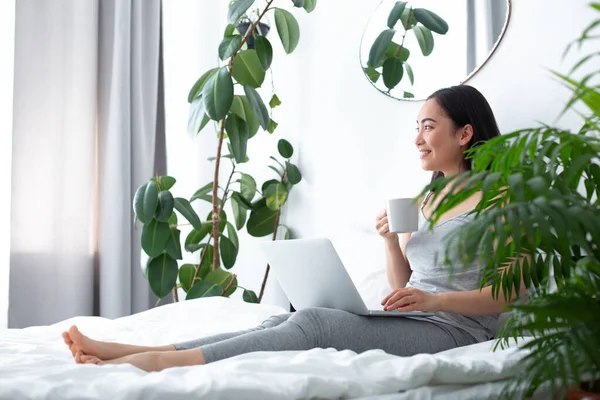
[62,85,507,372]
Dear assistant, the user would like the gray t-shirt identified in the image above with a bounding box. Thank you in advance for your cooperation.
[404,201,500,342]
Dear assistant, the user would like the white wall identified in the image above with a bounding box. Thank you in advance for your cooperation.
[0,0,15,329]
[163,0,596,309]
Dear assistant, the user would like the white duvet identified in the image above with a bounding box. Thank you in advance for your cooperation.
[0,298,527,400]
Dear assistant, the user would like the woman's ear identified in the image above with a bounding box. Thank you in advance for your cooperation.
[459,124,474,146]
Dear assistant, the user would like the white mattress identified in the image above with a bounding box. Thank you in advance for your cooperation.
[0,298,530,399]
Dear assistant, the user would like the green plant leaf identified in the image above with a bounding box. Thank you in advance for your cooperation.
[230,193,248,229]
[200,245,216,275]
[226,221,239,249]
[218,34,243,60]
[278,139,294,158]
[224,23,236,37]
[367,29,395,68]
[274,8,300,54]
[303,0,317,13]
[202,67,234,121]
[233,50,266,88]
[147,253,178,299]
[173,197,202,231]
[382,57,403,89]
[264,182,289,211]
[219,234,238,269]
[186,280,223,299]
[243,86,269,130]
[403,91,414,98]
[141,219,170,258]
[400,7,417,29]
[405,62,414,85]
[413,25,434,56]
[291,0,304,8]
[207,209,227,233]
[247,200,278,237]
[364,67,380,83]
[254,36,273,70]
[165,227,182,260]
[190,181,216,203]
[230,95,260,138]
[156,190,174,222]
[387,1,407,29]
[133,182,149,223]
[286,161,302,184]
[185,224,211,252]
[269,94,282,108]
[413,8,448,34]
[157,176,176,191]
[188,68,219,103]
[168,211,178,226]
[267,119,278,133]
[205,268,237,296]
[226,114,250,163]
[227,0,255,24]
[243,289,259,303]
[178,263,196,293]
[239,173,257,202]
[188,96,211,136]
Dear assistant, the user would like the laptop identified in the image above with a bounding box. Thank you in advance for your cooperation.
[260,238,435,318]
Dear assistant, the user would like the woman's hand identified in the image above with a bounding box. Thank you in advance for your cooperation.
[375,209,398,242]
[381,287,441,312]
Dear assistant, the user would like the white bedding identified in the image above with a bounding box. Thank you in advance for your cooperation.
[0,298,528,400]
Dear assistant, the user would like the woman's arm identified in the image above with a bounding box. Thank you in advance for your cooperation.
[436,285,509,315]
[384,234,412,289]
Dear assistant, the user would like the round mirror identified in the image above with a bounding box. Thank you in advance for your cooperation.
[359,0,511,101]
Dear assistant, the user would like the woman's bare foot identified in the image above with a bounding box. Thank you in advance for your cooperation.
[77,349,207,372]
[62,326,176,363]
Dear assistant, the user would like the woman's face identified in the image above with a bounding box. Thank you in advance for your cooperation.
[414,98,472,175]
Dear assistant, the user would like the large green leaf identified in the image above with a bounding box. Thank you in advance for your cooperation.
[190,181,216,204]
[286,161,302,184]
[303,0,317,13]
[382,57,404,89]
[227,0,255,24]
[219,234,238,269]
[173,197,202,231]
[178,263,196,293]
[202,67,234,121]
[400,7,417,29]
[278,139,294,158]
[218,35,243,60]
[230,95,260,138]
[263,182,289,211]
[405,62,414,85]
[156,190,174,222]
[364,67,380,83]
[254,36,273,70]
[184,223,211,252]
[239,173,257,202]
[243,289,259,303]
[147,254,178,299]
[274,8,300,54]
[141,219,171,257]
[387,1,407,29]
[226,114,249,163]
[226,221,239,249]
[188,68,219,103]
[385,42,409,62]
[413,25,434,56]
[232,50,265,88]
[187,95,210,136]
[157,176,176,191]
[205,268,237,296]
[141,181,159,224]
[165,227,182,260]
[367,29,395,68]
[200,245,216,274]
[292,0,304,7]
[186,280,223,300]
[243,86,269,130]
[247,200,278,237]
[230,194,248,230]
[133,182,149,223]
[413,8,448,34]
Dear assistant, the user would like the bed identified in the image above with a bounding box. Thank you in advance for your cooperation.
[0,297,541,400]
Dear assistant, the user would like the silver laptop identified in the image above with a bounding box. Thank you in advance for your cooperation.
[260,238,435,318]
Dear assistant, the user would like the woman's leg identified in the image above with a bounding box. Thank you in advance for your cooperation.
[64,313,292,362]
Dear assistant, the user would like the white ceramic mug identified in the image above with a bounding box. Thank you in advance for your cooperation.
[386,198,419,233]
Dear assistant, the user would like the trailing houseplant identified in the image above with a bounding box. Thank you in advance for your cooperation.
[363,1,448,98]
[421,3,600,398]
[133,0,315,305]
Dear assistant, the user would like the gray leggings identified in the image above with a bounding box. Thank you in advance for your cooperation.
[173,307,479,363]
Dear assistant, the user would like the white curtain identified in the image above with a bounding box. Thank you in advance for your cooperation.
[9,0,165,328]
[0,0,15,330]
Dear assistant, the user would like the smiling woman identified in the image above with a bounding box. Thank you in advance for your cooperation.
[0,0,15,330]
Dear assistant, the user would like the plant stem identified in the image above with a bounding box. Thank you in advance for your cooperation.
[212,118,227,272]
[258,171,287,303]
[398,8,413,57]
[173,286,179,302]
[223,273,238,295]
